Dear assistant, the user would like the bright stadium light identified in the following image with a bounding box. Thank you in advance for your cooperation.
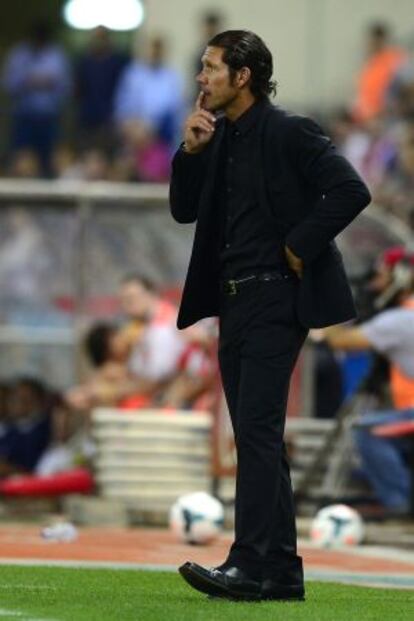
[63,0,145,31]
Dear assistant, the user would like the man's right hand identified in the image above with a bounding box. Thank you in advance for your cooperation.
[183,93,216,154]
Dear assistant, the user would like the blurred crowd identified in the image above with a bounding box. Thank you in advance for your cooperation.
[0,13,224,183]
[0,16,413,231]
[329,21,414,231]
[0,16,414,518]
[0,274,218,485]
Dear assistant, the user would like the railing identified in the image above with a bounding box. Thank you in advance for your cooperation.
[0,179,187,388]
[0,179,410,390]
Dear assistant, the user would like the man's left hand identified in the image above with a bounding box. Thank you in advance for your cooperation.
[285,245,303,279]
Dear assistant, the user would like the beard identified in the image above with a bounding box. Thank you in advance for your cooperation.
[204,89,238,113]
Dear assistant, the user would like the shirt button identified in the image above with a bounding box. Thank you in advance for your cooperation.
[234,130,240,137]
[225,243,231,249]
[227,187,232,193]
[228,157,234,164]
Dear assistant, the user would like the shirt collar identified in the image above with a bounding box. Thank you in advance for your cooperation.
[227,99,268,136]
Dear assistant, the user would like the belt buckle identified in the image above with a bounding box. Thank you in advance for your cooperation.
[228,279,237,295]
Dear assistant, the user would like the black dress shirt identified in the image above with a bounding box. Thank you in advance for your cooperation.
[218,100,287,280]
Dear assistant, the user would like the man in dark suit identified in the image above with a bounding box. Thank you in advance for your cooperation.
[170,30,371,602]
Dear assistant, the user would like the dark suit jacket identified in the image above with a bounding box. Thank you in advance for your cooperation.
[169,103,371,329]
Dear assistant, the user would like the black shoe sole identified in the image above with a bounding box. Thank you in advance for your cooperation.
[208,593,305,603]
[262,594,305,602]
[178,562,261,601]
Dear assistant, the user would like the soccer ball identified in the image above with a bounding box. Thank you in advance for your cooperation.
[169,491,224,545]
[310,504,364,548]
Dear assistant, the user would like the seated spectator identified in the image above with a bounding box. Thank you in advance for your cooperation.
[66,289,216,413]
[324,247,414,515]
[97,275,215,410]
[52,144,111,181]
[372,121,414,225]
[0,377,52,476]
[108,150,137,182]
[8,149,42,178]
[117,120,171,182]
[65,321,137,410]
[51,143,82,179]
[117,274,187,407]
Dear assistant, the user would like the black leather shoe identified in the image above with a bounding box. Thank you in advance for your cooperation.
[178,562,262,601]
[261,578,305,601]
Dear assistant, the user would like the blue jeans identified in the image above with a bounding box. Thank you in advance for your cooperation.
[354,409,414,510]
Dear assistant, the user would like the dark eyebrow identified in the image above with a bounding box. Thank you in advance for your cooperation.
[201,58,216,68]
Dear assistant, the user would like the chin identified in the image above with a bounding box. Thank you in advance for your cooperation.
[206,100,222,113]
[202,95,218,111]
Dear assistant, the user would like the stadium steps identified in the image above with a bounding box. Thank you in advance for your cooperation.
[92,409,214,513]
[90,409,374,526]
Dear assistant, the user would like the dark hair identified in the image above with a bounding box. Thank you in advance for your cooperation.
[202,11,222,28]
[29,20,53,44]
[369,22,389,40]
[12,377,47,401]
[207,30,277,100]
[121,273,156,292]
[85,323,115,367]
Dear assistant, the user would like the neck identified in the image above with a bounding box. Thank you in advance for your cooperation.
[224,92,257,122]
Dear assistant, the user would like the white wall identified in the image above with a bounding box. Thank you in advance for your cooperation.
[144,0,414,111]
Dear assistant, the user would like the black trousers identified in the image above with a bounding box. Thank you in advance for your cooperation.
[218,276,308,581]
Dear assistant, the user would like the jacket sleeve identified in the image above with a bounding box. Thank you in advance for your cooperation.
[169,146,208,224]
[284,117,371,263]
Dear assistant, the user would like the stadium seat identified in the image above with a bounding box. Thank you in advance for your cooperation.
[0,468,94,497]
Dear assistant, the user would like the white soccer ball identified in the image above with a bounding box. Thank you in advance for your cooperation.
[310,504,364,548]
[169,491,224,545]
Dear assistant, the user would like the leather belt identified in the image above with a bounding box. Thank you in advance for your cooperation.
[221,271,293,296]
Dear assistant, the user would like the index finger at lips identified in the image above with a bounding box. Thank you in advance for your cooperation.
[195,92,204,111]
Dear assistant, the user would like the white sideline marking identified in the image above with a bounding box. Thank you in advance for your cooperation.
[0,557,176,571]
[0,611,59,621]
[0,556,413,590]
[0,585,56,590]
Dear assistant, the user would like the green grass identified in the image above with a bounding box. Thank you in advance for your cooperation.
[0,566,412,621]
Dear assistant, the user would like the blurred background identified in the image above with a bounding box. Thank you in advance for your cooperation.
[0,0,413,561]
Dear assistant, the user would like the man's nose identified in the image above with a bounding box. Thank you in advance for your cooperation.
[196,72,206,85]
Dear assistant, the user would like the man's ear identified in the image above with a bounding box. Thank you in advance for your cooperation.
[237,66,251,88]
